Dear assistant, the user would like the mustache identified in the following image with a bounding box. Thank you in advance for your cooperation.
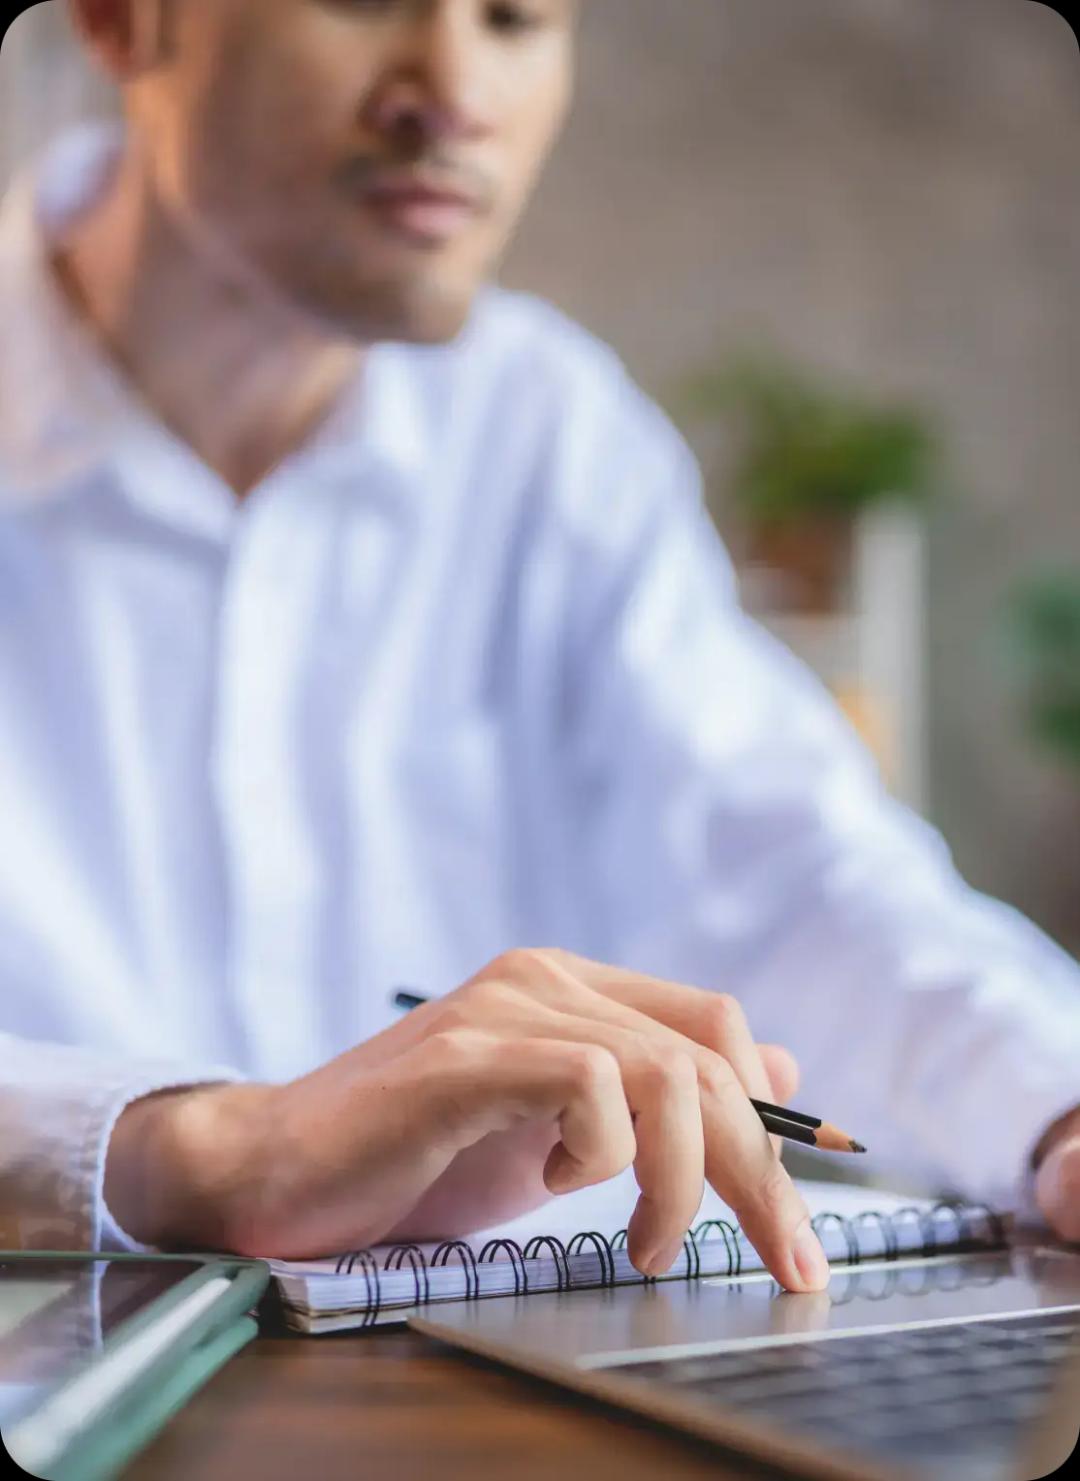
[336,154,499,212]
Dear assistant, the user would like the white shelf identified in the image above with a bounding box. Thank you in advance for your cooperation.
[746,507,927,812]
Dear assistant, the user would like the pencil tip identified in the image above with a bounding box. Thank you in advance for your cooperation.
[850,1140,867,1154]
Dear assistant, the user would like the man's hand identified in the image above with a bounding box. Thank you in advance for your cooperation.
[1034,1107,1080,1242]
[105,948,829,1290]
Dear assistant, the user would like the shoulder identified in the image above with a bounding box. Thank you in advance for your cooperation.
[459,287,625,390]
[457,287,666,434]
[445,288,702,531]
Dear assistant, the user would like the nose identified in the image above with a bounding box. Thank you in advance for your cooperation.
[364,6,498,149]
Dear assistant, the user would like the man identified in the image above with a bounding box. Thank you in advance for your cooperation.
[1,0,1079,1292]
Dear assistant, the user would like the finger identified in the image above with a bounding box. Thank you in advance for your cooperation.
[575,1023,706,1276]
[495,1012,707,1274]
[1035,1132,1080,1243]
[608,982,774,1100]
[478,981,821,1291]
[429,1029,638,1193]
[526,954,791,1155]
[695,1055,830,1293]
[759,1044,800,1105]
[529,950,793,1108]
[443,962,712,1272]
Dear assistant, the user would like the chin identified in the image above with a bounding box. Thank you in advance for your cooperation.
[302,276,479,347]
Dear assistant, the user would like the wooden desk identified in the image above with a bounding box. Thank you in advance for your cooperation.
[127,1326,750,1481]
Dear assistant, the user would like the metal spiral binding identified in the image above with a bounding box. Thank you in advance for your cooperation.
[334,1249,381,1327]
[566,1230,616,1287]
[431,1240,481,1300]
[931,1199,1007,1250]
[691,1219,742,1277]
[964,1201,1008,1246]
[826,1199,1006,1269]
[811,1211,860,1264]
[890,1204,942,1257]
[478,1237,529,1295]
[523,1235,571,1291]
[931,1202,967,1248]
[383,1243,431,1305]
[330,1197,1006,1317]
[852,1209,899,1260]
[681,1234,701,1281]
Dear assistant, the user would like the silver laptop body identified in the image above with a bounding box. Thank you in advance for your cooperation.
[413,1241,1080,1481]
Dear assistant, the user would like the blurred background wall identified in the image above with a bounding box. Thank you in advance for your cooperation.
[2,0,1078,953]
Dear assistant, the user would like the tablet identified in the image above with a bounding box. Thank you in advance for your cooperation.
[0,1253,268,1481]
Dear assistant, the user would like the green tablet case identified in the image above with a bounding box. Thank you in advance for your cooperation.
[1,1252,269,1481]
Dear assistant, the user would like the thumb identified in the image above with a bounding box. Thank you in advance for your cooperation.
[1035,1129,1080,1244]
[758,1044,800,1107]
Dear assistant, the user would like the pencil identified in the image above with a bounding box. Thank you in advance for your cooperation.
[757,1109,866,1155]
[390,989,867,1155]
[392,989,429,1011]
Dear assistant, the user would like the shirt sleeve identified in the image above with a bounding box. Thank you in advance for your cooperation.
[561,380,1080,1212]
[0,1032,241,1252]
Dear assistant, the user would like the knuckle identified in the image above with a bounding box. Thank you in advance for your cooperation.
[566,1042,620,1092]
[487,946,560,990]
[531,945,571,967]
[452,978,506,1020]
[754,1159,794,1220]
[638,1042,698,1096]
[511,944,550,970]
[697,1054,740,1104]
[424,1026,492,1065]
[703,992,748,1043]
[485,948,526,980]
[431,996,469,1032]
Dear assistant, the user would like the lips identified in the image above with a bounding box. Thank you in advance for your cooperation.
[363,179,482,244]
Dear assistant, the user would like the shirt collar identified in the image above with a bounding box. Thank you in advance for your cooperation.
[0,122,441,539]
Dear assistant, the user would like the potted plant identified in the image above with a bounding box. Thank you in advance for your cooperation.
[1002,568,1080,780]
[669,352,942,613]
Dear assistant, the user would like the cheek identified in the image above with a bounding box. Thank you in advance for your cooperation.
[501,75,571,211]
[177,105,343,267]
[179,29,358,219]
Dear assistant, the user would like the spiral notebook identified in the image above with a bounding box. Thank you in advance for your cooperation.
[269,1172,1008,1334]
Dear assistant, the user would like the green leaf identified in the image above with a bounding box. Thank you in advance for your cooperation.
[667,351,941,520]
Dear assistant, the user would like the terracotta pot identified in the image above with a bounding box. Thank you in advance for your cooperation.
[740,514,856,615]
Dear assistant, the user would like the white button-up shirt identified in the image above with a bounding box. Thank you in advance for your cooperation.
[3,125,1079,1252]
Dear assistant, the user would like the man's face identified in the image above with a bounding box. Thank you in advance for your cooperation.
[127,0,576,341]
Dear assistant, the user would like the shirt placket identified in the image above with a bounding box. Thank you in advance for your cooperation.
[211,479,335,1082]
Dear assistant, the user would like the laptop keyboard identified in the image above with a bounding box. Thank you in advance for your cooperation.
[614,1311,1080,1477]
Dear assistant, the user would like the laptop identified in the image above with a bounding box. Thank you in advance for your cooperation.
[412,1239,1080,1481]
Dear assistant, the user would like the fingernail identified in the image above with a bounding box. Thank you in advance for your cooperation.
[647,1240,685,1278]
[792,1217,830,1290]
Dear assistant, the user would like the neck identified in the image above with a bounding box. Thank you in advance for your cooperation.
[50,140,363,499]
